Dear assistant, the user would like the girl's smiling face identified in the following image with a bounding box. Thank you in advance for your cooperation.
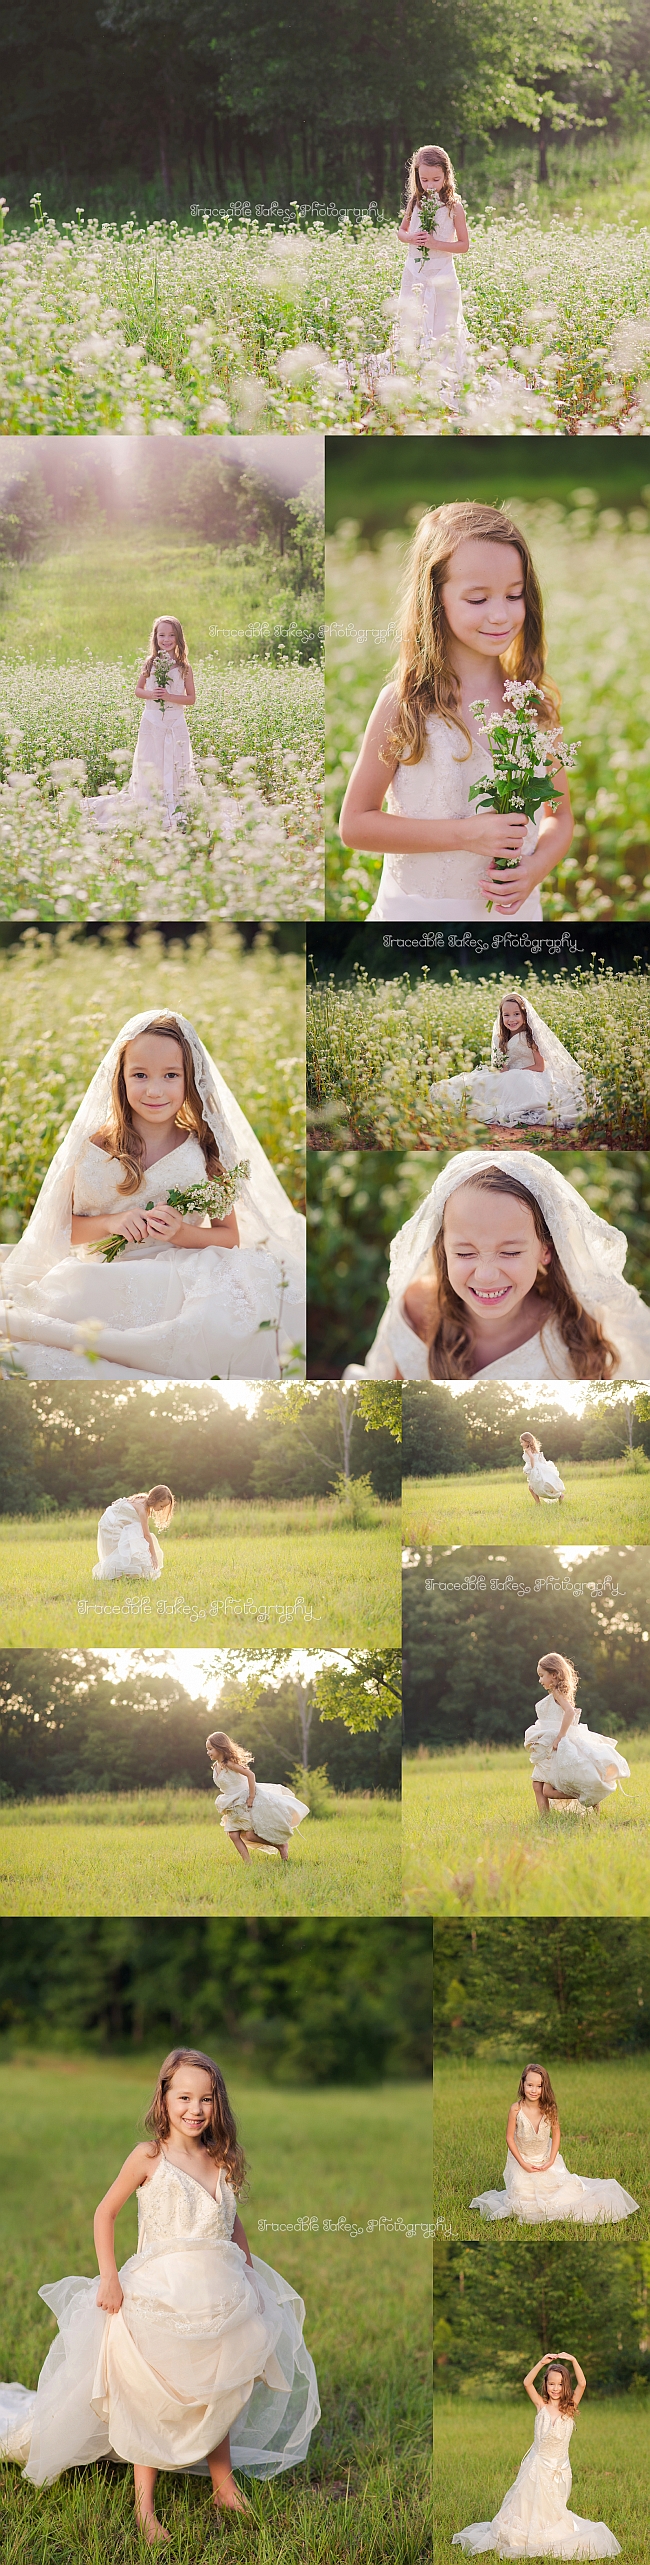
[502,1000,527,1033]
[537,1663,557,1693]
[442,1183,550,1326]
[165,2065,214,2141]
[522,2069,544,2108]
[122,1031,185,1126]
[545,2368,564,2406]
[441,538,526,658]
[155,620,178,657]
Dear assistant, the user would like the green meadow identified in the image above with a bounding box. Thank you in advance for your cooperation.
[0,2055,431,2565]
[402,1464,650,1549]
[435,2398,647,2565]
[0,1501,401,1650]
[433,2057,649,2242]
[0,1792,401,1918]
[402,1749,650,1918]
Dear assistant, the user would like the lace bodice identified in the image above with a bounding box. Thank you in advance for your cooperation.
[71,1134,205,1220]
[498,1032,539,1073]
[383,714,539,908]
[533,2405,573,2457]
[136,2151,237,2257]
[514,2109,553,2167]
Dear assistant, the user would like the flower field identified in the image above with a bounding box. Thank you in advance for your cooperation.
[0,658,323,920]
[1,206,650,435]
[307,966,650,1150]
[325,504,650,921]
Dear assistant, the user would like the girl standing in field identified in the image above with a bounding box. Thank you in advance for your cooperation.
[0,2046,319,2540]
[430,992,587,1130]
[525,1652,630,1814]
[344,1150,650,1382]
[338,504,575,921]
[0,1009,304,1381]
[520,1432,565,1505]
[471,2060,638,2224]
[92,1485,175,1582]
[131,617,196,825]
[396,145,469,358]
[207,1730,310,1865]
[453,2351,620,2556]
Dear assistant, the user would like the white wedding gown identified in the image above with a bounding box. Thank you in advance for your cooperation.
[2,1136,303,1381]
[431,1030,559,1126]
[344,1304,622,1385]
[522,1448,565,1501]
[396,202,467,356]
[525,1695,630,1807]
[93,1498,163,1581]
[471,2107,638,2226]
[130,666,196,823]
[212,1763,310,1850]
[452,2404,620,2557]
[367,716,542,922]
[0,2151,319,2484]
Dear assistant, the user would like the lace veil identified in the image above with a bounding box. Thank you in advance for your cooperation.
[2,1010,304,1290]
[490,997,587,1118]
[387,1149,650,1373]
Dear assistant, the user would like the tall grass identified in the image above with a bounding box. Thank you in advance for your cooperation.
[0,1794,402,1917]
[433,2055,649,2241]
[402,1464,650,1550]
[0,1501,401,1650]
[435,2399,647,2564]
[402,1747,650,1918]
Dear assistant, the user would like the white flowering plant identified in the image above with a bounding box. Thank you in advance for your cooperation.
[469,680,579,911]
[415,193,441,269]
[94,1162,250,1261]
[152,650,175,713]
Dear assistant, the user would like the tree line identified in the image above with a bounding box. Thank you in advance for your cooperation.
[435,2238,650,2396]
[0,1380,401,1516]
[403,1383,650,1479]
[0,1916,432,2083]
[403,1546,650,1747]
[0,1650,402,1798]
[2,0,648,217]
[434,1920,650,2057]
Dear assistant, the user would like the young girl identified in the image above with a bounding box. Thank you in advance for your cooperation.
[343,1150,650,1383]
[0,2047,319,2540]
[453,2351,620,2556]
[0,1009,305,1382]
[471,2061,638,2225]
[430,993,586,1130]
[207,1731,310,1865]
[526,1653,630,1814]
[396,145,469,359]
[520,1432,565,1505]
[131,617,197,825]
[92,1485,175,1582]
[338,504,575,922]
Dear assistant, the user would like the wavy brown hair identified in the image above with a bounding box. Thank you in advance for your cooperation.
[206,1729,254,1772]
[517,2061,559,2129]
[144,617,189,677]
[384,502,559,770]
[93,1016,223,1196]
[497,994,536,1059]
[417,1170,618,1380]
[404,143,458,214]
[540,2362,576,2418]
[144,2046,247,2193]
[538,1651,579,1704]
[520,1432,542,1454]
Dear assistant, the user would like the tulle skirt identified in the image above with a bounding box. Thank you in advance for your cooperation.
[430,1068,557,1127]
[92,1512,163,1581]
[525,1724,630,1806]
[471,2151,639,2226]
[218,1784,310,1848]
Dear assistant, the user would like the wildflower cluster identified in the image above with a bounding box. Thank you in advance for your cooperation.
[95,1163,251,1260]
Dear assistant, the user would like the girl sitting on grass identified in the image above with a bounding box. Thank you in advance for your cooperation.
[206,1730,310,1865]
[396,145,469,358]
[471,2059,638,2225]
[93,1485,175,1582]
[520,1432,565,1505]
[0,2046,319,2543]
[338,503,575,921]
[525,1652,630,1815]
[453,2351,620,2556]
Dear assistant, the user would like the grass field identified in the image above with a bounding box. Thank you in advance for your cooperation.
[433,2058,649,2241]
[435,2398,647,2563]
[325,508,650,923]
[402,1749,650,1918]
[402,1464,650,1549]
[2,206,650,437]
[307,968,650,1152]
[0,1500,401,1649]
[0,530,312,669]
[0,2055,431,2564]
[0,1792,401,1917]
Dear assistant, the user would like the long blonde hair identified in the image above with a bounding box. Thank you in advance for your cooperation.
[93,1015,223,1196]
[206,1729,253,1772]
[384,502,559,769]
[538,1652,579,1703]
[405,143,457,213]
[520,1432,542,1455]
[144,617,189,676]
[135,1484,175,1525]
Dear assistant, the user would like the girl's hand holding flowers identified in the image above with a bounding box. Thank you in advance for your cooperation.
[469,680,579,914]
[143,1200,186,1241]
[92,1164,251,1260]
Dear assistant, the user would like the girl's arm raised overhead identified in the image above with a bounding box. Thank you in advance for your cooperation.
[523,2354,555,2407]
[94,2142,157,2311]
[339,687,529,866]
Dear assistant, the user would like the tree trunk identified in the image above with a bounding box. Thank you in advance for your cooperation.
[333,1382,355,1482]
[159,118,171,211]
[295,1681,313,1768]
[538,118,550,184]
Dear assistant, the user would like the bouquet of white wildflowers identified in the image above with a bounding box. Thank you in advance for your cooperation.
[152,650,175,715]
[94,1161,250,1261]
[469,680,579,912]
[415,193,441,268]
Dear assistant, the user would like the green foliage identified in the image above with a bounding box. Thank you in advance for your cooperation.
[326,507,650,921]
[287,1763,338,1818]
[315,1650,402,1734]
[0,1381,402,1513]
[402,1745,650,1915]
[330,1470,380,1528]
[0,1652,402,1799]
[433,1918,650,2056]
[436,2398,647,2563]
[402,1381,650,1479]
[308,966,650,1148]
[403,1542,650,1748]
[435,2235,650,2394]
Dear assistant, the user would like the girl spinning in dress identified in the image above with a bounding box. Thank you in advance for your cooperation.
[520,1433,565,1506]
[132,617,196,826]
[0,1010,304,1381]
[453,2352,620,2557]
[206,1731,310,1865]
[93,1486,175,1582]
[345,1151,650,1383]
[338,504,575,922]
[471,2060,638,2225]
[0,2046,319,2541]
[430,993,586,1131]
[396,145,469,361]
[526,1653,630,1814]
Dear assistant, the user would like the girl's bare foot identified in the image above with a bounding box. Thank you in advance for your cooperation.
[211,2479,252,2514]
[279,1843,289,1862]
[137,2510,171,2546]
[231,1834,251,1864]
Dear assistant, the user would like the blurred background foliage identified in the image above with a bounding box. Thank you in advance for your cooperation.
[434,1918,650,2057]
[434,2237,650,2396]
[402,1382,650,1476]
[403,1543,650,1746]
[0,1381,401,1515]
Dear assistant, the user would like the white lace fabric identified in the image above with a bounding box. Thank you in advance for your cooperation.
[368,717,542,920]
